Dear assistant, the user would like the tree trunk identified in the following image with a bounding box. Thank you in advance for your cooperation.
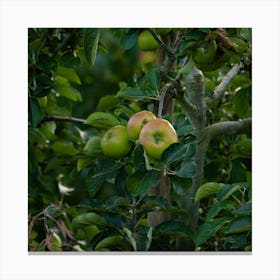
[176,67,207,250]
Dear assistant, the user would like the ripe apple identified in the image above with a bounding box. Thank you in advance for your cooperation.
[139,118,178,160]
[127,110,157,141]
[137,30,159,51]
[101,125,132,159]
[193,40,217,64]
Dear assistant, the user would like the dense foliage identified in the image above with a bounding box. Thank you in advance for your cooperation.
[28,28,252,252]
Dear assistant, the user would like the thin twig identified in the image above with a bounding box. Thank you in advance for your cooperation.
[54,33,72,53]
[206,62,243,106]
[43,115,85,124]
[148,28,173,57]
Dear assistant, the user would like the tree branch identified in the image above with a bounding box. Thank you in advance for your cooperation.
[206,62,243,107]
[205,118,252,140]
[148,28,173,57]
[184,67,206,129]
[43,115,85,124]
[54,33,72,53]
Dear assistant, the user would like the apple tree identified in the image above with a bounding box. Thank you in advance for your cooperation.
[28,28,252,251]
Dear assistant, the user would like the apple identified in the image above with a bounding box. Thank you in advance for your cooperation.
[100,125,132,159]
[154,28,172,35]
[127,110,157,141]
[193,40,217,64]
[137,30,159,51]
[139,118,178,160]
[137,51,157,72]
[137,51,156,65]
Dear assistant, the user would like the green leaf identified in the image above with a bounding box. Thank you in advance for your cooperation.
[56,66,81,85]
[179,56,195,76]
[145,68,161,90]
[225,215,251,234]
[145,227,153,251]
[84,225,101,243]
[30,98,43,127]
[195,182,224,203]
[77,157,93,172]
[83,136,102,156]
[193,217,228,246]
[217,184,242,201]
[173,113,193,137]
[176,161,196,178]
[73,212,106,227]
[94,235,123,251]
[127,170,159,197]
[45,104,71,117]
[84,29,101,68]
[123,228,137,251]
[39,121,56,140]
[55,85,82,102]
[85,112,120,128]
[170,176,192,195]
[232,89,251,118]
[235,202,252,216]
[162,143,188,166]
[116,87,157,101]
[52,140,79,156]
[123,30,138,50]
[206,200,235,221]
[88,160,123,194]
[154,220,192,239]
[230,159,247,183]
[131,144,146,171]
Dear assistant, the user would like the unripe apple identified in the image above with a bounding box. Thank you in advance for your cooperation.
[154,28,172,35]
[137,30,159,51]
[127,110,157,141]
[101,125,132,159]
[193,40,217,64]
[139,118,178,160]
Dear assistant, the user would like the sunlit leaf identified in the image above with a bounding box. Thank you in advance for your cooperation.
[95,235,124,251]
[73,212,106,227]
[195,182,224,203]
[84,29,101,68]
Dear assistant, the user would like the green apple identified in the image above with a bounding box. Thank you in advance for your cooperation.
[101,125,132,159]
[127,110,157,141]
[139,118,178,160]
[193,40,217,64]
[137,51,156,64]
[137,51,157,72]
[154,28,172,35]
[137,30,159,51]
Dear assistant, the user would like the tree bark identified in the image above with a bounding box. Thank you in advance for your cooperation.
[175,67,207,250]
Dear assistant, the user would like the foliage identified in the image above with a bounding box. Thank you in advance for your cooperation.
[28,28,252,251]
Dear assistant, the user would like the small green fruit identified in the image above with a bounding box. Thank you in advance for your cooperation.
[137,30,159,51]
[154,28,172,35]
[193,40,217,64]
[101,125,132,159]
